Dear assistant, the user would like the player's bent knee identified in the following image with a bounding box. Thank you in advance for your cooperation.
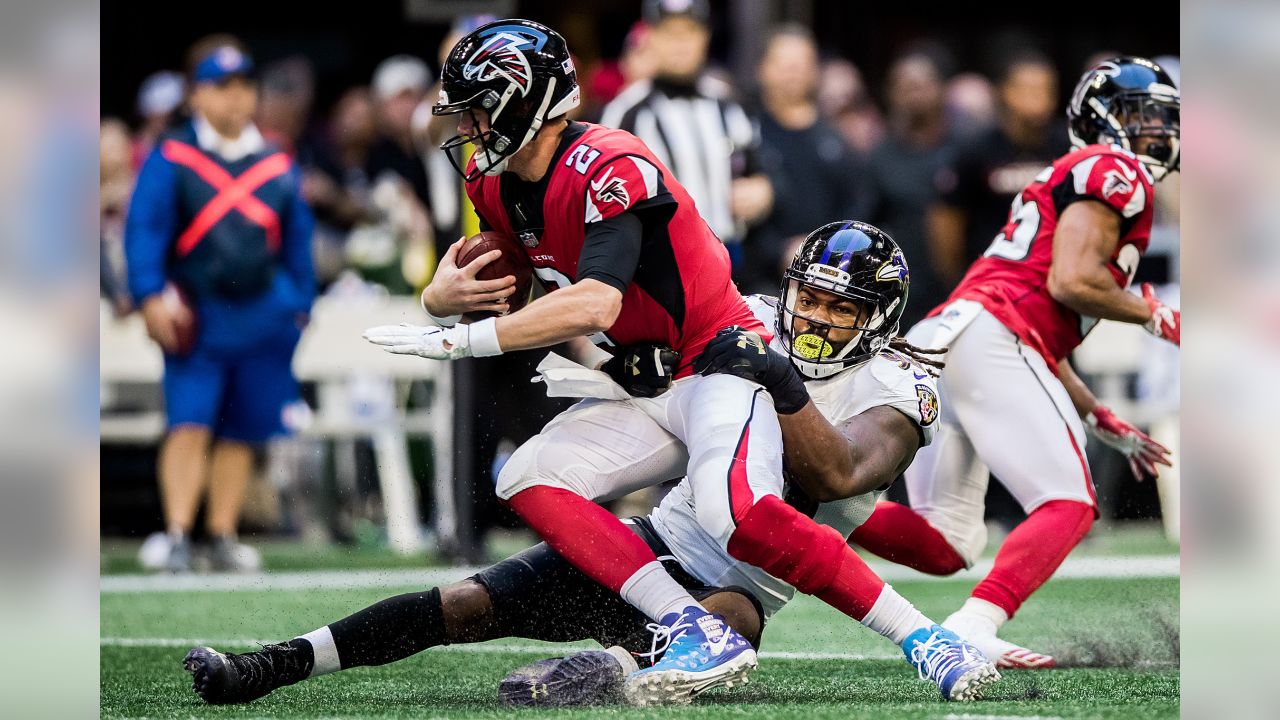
[701,589,763,648]
[440,580,497,643]
[493,437,569,500]
[921,510,987,570]
[727,495,846,595]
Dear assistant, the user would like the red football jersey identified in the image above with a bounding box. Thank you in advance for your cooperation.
[931,144,1156,368]
[466,122,762,375]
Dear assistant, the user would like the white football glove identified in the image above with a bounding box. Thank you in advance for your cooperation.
[363,318,502,360]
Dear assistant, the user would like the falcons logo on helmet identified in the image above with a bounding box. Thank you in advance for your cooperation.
[463,31,535,96]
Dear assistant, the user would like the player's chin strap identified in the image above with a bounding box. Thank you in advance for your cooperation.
[479,77,559,177]
[636,611,694,663]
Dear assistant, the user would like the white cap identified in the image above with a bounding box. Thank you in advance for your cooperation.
[137,71,186,117]
[372,55,432,101]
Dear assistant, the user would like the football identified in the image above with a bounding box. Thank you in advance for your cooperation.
[456,231,534,320]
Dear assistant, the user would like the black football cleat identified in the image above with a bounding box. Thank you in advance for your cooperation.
[183,644,312,704]
[499,648,634,707]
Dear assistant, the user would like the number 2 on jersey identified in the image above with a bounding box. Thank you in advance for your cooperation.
[984,192,1041,261]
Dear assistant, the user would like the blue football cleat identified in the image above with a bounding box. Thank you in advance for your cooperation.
[902,624,1002,701]
[623,607,757,706]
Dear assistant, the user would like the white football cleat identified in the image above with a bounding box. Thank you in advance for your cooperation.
[942,614,1057,670]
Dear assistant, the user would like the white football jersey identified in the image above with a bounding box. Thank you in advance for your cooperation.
[648,294,940,620]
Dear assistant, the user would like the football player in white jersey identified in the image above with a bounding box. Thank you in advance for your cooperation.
[183,222,1000,707]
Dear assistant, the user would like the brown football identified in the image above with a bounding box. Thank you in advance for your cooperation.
[456,231,534,320]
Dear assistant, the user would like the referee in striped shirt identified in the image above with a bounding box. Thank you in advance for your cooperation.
[600,0,773,266]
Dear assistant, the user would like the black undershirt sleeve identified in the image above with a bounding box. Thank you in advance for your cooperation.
[577,211,643,293]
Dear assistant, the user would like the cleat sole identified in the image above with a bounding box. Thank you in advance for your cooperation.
[624,650,758,707]
[946,663,1002,701]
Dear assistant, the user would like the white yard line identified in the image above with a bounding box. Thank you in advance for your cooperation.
[100,555,1179,594]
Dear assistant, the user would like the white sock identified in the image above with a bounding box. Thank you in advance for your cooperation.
[297,626,341,678]
[946,597,1009,633]
[619,560,706,622]
[603,645,640,674]
[860,584,933,646]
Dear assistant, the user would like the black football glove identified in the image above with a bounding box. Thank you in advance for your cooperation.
[602,342,680,398]
[693,326,811,414]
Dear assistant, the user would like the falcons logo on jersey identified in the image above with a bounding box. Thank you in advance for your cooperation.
[590,167,631,207]
[1101,164,1137,199]
[463,31,536,95]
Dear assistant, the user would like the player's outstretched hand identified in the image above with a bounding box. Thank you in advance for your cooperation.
[694,326,810,414]
[1086,405,1172,480]
[363,323,476,360]
[601,342,680,398]
[1141,283,1179,346]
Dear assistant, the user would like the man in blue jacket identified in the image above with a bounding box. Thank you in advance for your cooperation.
[126,36,315,572]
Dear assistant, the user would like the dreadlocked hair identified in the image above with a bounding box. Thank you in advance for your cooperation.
[887,337,947,377]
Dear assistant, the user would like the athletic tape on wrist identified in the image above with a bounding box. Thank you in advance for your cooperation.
[468,317,503,357]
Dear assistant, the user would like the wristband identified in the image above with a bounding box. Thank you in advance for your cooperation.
[421,292,462,328]
[467,317,504,357]
[770,368,811,415]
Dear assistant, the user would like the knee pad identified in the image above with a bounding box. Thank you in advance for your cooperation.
[727,495,849,596]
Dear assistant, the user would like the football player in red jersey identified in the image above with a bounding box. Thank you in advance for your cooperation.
[362,19,967,704]
[848,57,1180,669]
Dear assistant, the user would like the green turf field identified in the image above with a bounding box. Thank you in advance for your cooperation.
[101,568,1179,719]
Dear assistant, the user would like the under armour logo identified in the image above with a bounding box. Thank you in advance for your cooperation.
[735,332,766,355]
[530,682,548,699]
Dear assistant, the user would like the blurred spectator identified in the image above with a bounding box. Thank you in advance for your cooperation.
[600,0,772,265]
[258,57,369,288]
[370,54,433,207]
[620,20,658,88]
[131,70,185,170]
[100,118,133,315]
[818,58,884,155]
[745,25,871,293]
[928,52,1067,285]
[123,35,316,572]
[359,55,435,291]
[945,72,997,139]
[864,47,957,327]
[584,21,655,115]
[309,87,379,283]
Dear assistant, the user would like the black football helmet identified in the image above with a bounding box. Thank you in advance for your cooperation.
[777,221,909,379]
[1067,56,1180,181]
[433,19,581,181]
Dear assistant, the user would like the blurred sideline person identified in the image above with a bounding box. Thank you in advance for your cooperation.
[818,58,884,156]
[929,53,1068,285]
[746,25,870,294]
[365,19,990,705]
[849,57,1181,669]
[124,36,315,572]
[600,0,772,267]
[864,47,958,328]
[131,70,186,170]
[183,222,999,707]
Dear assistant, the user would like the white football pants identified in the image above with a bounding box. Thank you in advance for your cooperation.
[904,307,1095,567]
[495,372,785,547]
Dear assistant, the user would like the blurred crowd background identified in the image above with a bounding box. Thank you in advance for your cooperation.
[99,0,1181,572]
